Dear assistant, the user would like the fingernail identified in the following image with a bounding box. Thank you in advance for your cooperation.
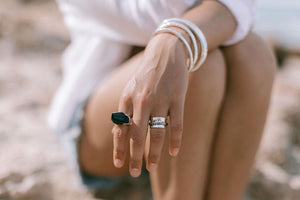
[171,148,179,157]
[131,168,140,177]
[148,163,157,172]
[114,159,122,168]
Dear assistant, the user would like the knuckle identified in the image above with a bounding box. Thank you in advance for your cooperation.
[171,132,182,147]
[130,159,142,168]
[150,131,164,143]
[138,96,149,107]
[171,123,183,134]
[154,98,166,108]
[113,128,127,139]
[170,130,182,149]
[114,149,125,158]
[148,154,160,164]
[171,139,181,149]
[120,93,131,104]
[133,117,143,126]
[142,87,153,98]
[135,89,154,107]
[171,94,185,103]
[131,133,144,145]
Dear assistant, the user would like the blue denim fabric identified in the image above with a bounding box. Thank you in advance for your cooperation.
[56,100,149,190]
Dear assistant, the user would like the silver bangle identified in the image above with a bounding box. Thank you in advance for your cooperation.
[163,18,208,72]
[159,21,198,68]
[154,27,194,72]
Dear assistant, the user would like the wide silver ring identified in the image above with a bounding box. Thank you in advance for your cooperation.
[149,116,168,129]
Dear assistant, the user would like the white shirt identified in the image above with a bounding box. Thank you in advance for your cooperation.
[48,0,255,132]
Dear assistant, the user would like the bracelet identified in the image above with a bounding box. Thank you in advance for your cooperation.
[163,18,208,72]
[159,21,199,68]
[153,18,208,72]
[154,27,194,72]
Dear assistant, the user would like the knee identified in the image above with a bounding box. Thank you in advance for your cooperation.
[186,49,226,111]
[243,32,277,83]
[223,32,277,96]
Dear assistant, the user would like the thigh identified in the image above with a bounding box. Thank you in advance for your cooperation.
[78,46,228,180]
[205,33,276,200]
[78,50,145,177]
[147,49,226,200]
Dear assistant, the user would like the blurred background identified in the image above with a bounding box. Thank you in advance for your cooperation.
[0,0,300,199]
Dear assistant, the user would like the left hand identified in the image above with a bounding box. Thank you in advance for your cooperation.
[112,31,190,177]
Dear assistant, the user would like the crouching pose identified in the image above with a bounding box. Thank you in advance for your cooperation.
[48,0,276,199]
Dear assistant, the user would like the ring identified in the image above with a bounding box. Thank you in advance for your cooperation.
[111,112,132,125]
[149,116,168,128]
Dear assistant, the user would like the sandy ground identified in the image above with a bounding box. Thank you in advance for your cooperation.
[1,0,300,200]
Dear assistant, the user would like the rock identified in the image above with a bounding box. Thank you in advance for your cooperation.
[246,56,300,199]
[0,172,53,200]
[1,0,300,200]
[5,176,51,200]
[0,0,69,55]
[290,175,300,190]
[246,170,292,200]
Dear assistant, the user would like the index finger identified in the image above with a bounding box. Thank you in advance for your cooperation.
[112,95,132,168]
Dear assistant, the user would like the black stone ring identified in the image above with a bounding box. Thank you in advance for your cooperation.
[111,112,132,125]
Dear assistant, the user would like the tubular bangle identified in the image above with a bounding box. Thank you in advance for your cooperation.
[154,27,194,72]
[160,21,198,67]
[164,18,208,72]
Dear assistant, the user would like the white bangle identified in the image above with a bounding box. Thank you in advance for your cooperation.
[164,18,208,72]
[154,27,194,72]
[159,21,199,68]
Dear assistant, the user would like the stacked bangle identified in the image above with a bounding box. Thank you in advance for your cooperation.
[154,27,194,72]
[159,21,199,66]
[153,18,208,72]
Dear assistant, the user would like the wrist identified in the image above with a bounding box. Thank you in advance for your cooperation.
[149,18,208,72]
[149,27,192,59]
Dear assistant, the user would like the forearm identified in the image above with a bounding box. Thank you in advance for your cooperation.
[181,0,237,50]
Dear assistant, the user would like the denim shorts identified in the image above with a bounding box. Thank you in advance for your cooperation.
[56,100,149,191]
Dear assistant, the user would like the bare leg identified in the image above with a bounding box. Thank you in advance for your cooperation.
[79,49,226,200]
[205,33,277,200]
[147,49,226,200]
[79,50,144,177]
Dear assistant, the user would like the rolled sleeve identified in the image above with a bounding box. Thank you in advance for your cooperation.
[218,0,256,46]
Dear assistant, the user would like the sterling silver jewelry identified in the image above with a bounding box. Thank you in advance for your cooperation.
[159,21,198,67]
[149,116,168,129]
[163,18,208,72]
[154,27,194,71]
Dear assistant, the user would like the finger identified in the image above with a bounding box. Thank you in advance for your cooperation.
[129,98,150,177]
[169,100,184,157]
[147,111,168,172]
[112,94,132,168]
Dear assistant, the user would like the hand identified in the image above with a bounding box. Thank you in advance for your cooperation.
[112,32,190,177]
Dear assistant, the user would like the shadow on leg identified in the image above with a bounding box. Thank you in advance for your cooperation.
[147,49,226,200]
[205,33,277,200]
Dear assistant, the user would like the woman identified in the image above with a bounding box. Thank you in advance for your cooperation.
[48,0,276,199]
